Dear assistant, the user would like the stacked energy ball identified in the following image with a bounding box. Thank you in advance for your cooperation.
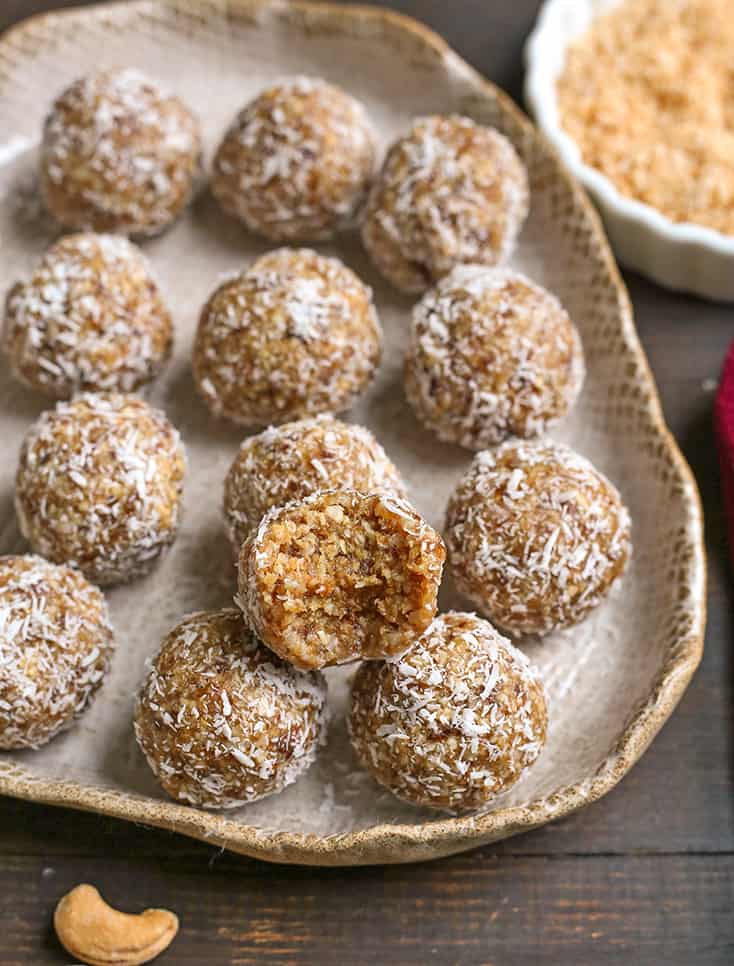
[0,67,631,816]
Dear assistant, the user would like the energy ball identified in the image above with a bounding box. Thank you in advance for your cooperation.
[134,608,327,808]
[0,555,114,750]
[405,265,585,449]
[193,248,382,426]
[445,441,632,636]
[237,489,445,670]
[2,233,173,399]
[15,393,186,586]
[212,76,376,241]
[40,68,202,236]
[361,115,529,294]
[223,415,406,551]
[349,612,548,811]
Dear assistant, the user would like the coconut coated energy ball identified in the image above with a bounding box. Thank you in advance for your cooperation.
[0,555,114,750]
[349,612,548,811]
[2,233,173,399]
[445,441,631,636]
[15,393,186,586]
[40,68,202,236]
[361,115,529,294]
[193,248,382,426]
[134,608,328,808]
[237,490,445,670]
[405,265,585,449]
[223,415,406,551]
[212,76,376,241]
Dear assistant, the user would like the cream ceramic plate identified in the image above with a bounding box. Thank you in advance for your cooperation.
[0,0,705,866]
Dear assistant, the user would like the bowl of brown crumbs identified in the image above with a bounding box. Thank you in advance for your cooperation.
[525,0,734,301]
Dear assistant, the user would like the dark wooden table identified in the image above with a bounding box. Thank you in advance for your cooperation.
[1,1,732,963]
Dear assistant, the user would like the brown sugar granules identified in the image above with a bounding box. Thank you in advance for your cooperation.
[557,0,734,234]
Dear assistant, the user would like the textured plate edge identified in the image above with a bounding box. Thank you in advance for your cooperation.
[0,0,706,866]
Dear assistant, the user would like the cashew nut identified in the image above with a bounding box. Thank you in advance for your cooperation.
[54,884,179,966]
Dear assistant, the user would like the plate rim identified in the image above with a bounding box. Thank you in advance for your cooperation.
[0,0,707,866]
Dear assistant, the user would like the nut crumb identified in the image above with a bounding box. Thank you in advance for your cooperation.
[237,489,445,669]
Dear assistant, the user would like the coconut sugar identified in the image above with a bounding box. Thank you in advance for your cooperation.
[557,0,734,234]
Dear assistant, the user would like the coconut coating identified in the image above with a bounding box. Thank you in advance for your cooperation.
[212,76,376,241]
[15,393,186,586]
[40,68,202,237]
[405,265,585,449]
[193,248,382,427]
[223,415,406,551]
[349,612,547,811]
[134,608,328,808]
[0,555,114,750]
[237,489,445,670]
[361,115,529,294]
[2,233,173,399]
[445,441,632,636]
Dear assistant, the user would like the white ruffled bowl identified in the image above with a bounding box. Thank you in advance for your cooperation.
[525,0,734,302]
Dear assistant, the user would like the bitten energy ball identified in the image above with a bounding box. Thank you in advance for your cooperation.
[0,555,114,750]
[40,68,202,236]
[405,265,585,449]
[223,415,406,551]
[134,608,327,808]
[349,612,548,811]
[237,490,445,670]
[212,76,376,241]
[2,233,173,398]
[15,393,186,586]
[193,248,382,426]
[445,441,631,636]
[361,115,529,294]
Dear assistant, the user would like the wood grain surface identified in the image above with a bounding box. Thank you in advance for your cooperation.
[0,1,732,964]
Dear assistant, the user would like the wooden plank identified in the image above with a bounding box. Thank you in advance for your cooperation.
[0,853,731,965]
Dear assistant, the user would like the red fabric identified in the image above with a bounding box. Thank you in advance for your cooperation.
[714,340,734,563]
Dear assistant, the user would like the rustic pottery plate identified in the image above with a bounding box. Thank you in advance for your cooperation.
[0,0,705,866]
